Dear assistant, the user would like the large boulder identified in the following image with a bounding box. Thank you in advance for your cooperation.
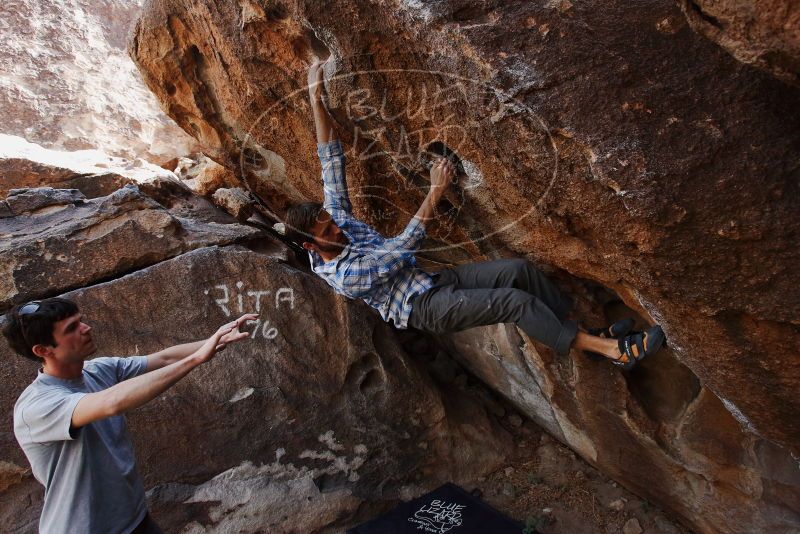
[129,1,800,532]
[0,246,514,532]
[0,0,197,162]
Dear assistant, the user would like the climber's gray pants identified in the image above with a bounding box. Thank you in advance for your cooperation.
[408,258,578,355]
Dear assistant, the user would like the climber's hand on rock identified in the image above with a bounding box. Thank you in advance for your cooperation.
[429,157,455,200]
[308,59,325,102]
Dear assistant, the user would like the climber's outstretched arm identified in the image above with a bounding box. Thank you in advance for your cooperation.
[308,59,338,144]
[308,59,351,216]
[413,158,455,225]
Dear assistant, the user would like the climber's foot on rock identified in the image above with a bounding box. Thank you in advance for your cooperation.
[584,318,636,361]
[588,318,635,339]
[613,325,665,370]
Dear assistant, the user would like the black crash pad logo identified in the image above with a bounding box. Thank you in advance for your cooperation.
[408,498,466,532]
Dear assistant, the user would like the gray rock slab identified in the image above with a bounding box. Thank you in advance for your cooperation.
[0,185,263,310]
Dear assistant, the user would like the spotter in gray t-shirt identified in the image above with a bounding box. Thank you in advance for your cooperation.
[14,356,149,534]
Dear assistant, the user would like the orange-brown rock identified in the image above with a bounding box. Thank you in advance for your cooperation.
[127,1,799,532]
[212,187,257,219]
[194,159,241,195]
[174,154,243,196]
[679,0,800,86]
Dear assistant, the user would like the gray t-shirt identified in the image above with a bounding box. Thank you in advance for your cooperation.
[14,356,149,534]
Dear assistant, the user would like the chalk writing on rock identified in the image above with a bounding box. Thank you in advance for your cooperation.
[203,283,295,340]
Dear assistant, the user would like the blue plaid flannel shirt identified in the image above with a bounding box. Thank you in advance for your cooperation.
[309,140,435,328]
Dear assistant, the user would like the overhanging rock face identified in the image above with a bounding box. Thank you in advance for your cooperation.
[126,1,800,532]
[441,323,799,534]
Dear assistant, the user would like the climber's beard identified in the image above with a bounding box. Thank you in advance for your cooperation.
[314,233,348,253]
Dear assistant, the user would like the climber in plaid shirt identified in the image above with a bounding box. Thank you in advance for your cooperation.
[307,138,438,328]
[285,60,666,369]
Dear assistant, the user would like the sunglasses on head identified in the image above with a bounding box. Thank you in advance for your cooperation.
[19,301,41,316]
[17,301,42,351]
[315,207,332,224]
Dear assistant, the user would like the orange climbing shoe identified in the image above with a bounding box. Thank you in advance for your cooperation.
[614,325,665,370]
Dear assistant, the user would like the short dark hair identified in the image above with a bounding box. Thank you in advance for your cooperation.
[2,298,79,361]
[284,201,322,245]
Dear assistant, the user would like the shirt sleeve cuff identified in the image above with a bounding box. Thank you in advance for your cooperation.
[403,217,428,239]
[65,393,88,440]
[317,140,344,158]
[132,355,149,378]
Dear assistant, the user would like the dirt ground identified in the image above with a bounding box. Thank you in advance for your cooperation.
[463,406,691,534]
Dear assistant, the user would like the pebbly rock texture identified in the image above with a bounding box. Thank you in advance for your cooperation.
[0,245,515,532]
[130,0,800,532]
[0,0,197,162]
[678,0,800,86]
[0,184,262,310]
